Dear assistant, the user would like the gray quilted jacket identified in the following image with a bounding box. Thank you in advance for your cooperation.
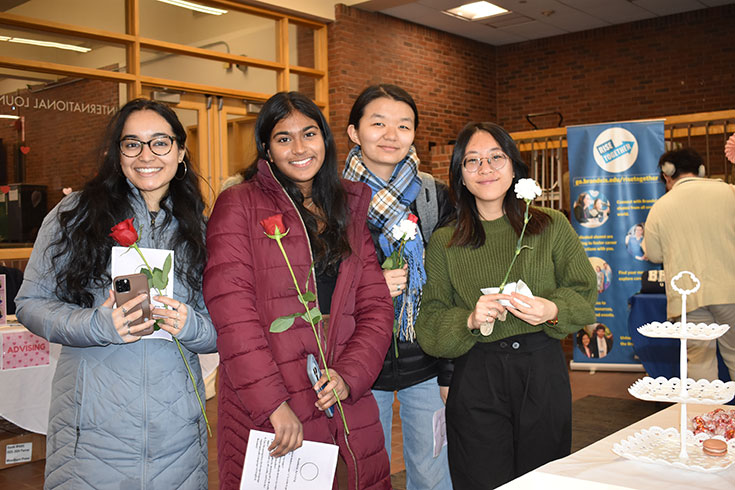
[16,188,216,489]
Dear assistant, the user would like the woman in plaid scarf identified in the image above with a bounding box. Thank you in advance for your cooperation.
[343,84,454,490]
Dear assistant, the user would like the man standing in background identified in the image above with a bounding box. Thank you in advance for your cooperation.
[643,148,735,381]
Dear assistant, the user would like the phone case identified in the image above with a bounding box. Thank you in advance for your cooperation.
[113,273,153,336]
[306,354,334,418]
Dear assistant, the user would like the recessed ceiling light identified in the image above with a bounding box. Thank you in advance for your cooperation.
[444,1,509,21]
[0,36,90,53]
[156,0,227,16]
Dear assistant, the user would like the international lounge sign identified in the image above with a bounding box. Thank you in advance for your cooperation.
[0,93,117,116]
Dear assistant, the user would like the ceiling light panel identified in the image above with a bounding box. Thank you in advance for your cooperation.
[444,1,509,21]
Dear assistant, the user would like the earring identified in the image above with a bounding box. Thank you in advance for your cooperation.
[175,160,188,180]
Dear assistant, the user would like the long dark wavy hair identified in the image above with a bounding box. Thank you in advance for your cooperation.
[448,122,550,248]
[50,98,207,307]
[243,91,351,274]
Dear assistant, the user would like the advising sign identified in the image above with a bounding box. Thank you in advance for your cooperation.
[1,330,50,370]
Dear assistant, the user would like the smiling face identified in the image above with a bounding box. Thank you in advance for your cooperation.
[582,334,590,346]
[461,130,514,220]
[119,109,185,211]
[267,110,325,196]
[347,97,415,181]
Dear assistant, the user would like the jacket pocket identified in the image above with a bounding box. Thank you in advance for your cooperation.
[73,359,87,456]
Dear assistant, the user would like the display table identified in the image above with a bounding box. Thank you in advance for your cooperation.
[498,403,734,489]
[1,320,219,435]
[0,322,60,435]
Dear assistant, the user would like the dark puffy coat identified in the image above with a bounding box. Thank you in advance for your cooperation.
[203,160,394,490]
[371,177,455,391]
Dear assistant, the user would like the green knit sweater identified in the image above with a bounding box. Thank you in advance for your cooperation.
[415,207,597,359]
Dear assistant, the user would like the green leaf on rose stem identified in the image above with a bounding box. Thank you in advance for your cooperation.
[141,268,154,288]
[270,316,296,333]
[160,254,172,288]
[382,255,395,270]
[151,267,167,290]
[300,291,316,303]
[302,307,322,324]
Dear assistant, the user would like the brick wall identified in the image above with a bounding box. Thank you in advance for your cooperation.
[329,4,735,177]
[0,78,119,210]
[496,5,735,132]
[328,4,497,167]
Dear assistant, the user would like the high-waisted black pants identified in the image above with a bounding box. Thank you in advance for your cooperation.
[446,331,572,489]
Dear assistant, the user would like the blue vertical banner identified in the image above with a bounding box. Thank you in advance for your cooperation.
[567,121,665,366]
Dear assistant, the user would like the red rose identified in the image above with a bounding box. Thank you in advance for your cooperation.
[260,214,287,236]
[109,218,138,247]
[407,213,418,224]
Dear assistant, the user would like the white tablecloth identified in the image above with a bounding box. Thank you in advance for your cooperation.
[499,403,734,490]
[0,322,219,435]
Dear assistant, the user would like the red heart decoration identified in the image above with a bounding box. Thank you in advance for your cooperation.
[20,146,30,154]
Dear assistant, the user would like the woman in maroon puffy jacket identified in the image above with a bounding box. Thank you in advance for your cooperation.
[203,92,394,490]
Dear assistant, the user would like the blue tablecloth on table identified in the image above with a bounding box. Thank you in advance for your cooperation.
[628,293,731,383]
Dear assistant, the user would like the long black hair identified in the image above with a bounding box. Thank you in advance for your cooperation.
[50,98,207,307]
[448,122,550,248]
[244,91,351,274]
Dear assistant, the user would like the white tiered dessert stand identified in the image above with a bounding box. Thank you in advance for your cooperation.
[612,271,735,472]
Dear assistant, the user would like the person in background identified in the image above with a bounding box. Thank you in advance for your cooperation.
[626,224,645,260]
[592,323,613,358]
[415,121,597,488]
[643,147,735,381]
[578,331,596,358]
[343,84,454,490]
[203,91,393,490]
[15,98,216,489]
[573,192,590,224]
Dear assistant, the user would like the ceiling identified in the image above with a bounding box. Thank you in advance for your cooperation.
[353,0,734,45]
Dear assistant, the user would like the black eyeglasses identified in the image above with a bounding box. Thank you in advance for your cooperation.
[119,136,176,158]
[462,152,509,173]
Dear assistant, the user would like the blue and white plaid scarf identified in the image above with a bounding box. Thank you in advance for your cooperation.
[343,145,426,342]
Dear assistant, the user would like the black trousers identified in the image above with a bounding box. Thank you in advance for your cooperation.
[446,332,572,489]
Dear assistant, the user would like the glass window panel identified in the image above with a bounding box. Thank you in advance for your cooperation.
[0,26,127,73]
[140,48,277,94]
[139,0,277,63]
[289,73,317,101]
[3,0,126,33]
[0,68,124,211]
[288,22,316,69]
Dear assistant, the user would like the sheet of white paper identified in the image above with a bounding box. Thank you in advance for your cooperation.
[111,246,174,341]
[240,430,339,490]
[481,280,534,308]
[432,406,447,458]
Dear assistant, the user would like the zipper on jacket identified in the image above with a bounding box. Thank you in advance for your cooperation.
[73,359,86,457]
[74,426,80,456]
[142,340,148,489]
[344,430,359,490]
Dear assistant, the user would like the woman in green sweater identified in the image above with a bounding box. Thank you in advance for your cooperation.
[415,122,597,489]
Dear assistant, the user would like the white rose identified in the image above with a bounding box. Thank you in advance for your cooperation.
[391,219,418,241]
[514,178,542,201]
